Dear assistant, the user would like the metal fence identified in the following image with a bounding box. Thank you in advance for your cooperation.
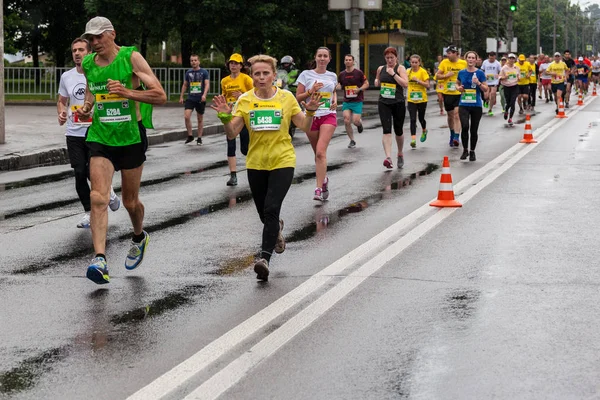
[4,67,221,98]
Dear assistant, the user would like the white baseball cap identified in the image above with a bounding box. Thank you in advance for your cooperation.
[82,17,114,38]
[578,56,584,61]
[508,53,516,58]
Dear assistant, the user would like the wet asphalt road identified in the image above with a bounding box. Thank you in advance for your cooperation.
[1,95,600,399]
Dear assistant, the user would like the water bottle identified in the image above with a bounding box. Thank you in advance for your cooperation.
[471,73,477,89]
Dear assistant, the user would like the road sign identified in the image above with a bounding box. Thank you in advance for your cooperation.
[587,45,593,51]
[329,0,382,10]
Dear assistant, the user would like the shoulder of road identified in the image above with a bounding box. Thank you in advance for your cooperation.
[0,86,437,172]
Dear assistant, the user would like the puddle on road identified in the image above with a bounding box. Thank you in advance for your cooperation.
[1,160,231,219]
[444,289,480,321]
[1,171,75,191]
[210,163,439,274]
[110,284,208,325]
[287,163,439,243]
[0,347,68,394]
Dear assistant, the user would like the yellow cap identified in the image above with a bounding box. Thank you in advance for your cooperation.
[518,54,526,61]
[228,53,244,64]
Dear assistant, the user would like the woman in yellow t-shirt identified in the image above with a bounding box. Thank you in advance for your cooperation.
[211,55,323,281]
[220,53,254,186]
[406,54,430,149]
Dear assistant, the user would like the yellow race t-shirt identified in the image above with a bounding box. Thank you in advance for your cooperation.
[529,64,537,84]
[546,61,568,84]
[438,58,468,95]
[407,67,430,103]
[233,88,302,171]
[517,61,532,85]
[221,73,254,104]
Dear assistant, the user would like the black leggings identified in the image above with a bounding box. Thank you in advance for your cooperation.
[247,167,294,260]
[528,83,537,107]
[407,102,427,136]
[66,136,91,212]
[504,85,519,118]
[227,126,249,157]
[378,101,405,136]
[459,106,482,151]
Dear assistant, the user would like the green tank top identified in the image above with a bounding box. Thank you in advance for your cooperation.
[82,46,140,147]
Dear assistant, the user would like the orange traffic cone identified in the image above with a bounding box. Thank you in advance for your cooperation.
[430,156,462,208]
[593,84,597,97]
[520,114,537,143]
[556,99,568,118]
[577,92,584,106]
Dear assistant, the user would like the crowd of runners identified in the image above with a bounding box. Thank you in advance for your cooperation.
[57,16,597,283]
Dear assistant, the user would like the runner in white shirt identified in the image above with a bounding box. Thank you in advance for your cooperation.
[591,56,600,86]
[480,51,502,116]
[296,47,338,202]
[539,55,553,103]
[57,38,120,228]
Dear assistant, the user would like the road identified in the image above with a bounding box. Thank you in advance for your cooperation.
[1,95,599,399]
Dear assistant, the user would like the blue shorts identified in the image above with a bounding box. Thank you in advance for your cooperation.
[577,77,588,83]
[342,101,363,114]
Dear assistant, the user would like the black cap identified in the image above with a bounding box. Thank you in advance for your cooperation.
[446,45,458,53]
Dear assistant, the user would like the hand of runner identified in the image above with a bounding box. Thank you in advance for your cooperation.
[311,82,324,93]
[76,105,92,120]
[107,79,127,96]
[472,76,480,85]
[302,92,323,111]
[231,91,243,99]
[385,67,396,76]
[179,96,184,104]
[210,95,233,114]
[58,111,67,126]
[329,101,337,111]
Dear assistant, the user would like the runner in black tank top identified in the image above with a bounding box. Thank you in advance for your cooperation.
[375,47,408,169]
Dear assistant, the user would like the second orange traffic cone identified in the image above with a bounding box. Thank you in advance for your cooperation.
[430,156,462,208]
[520,114,537,143]
[556,99,568,118]
[577,92,584,106]
[593,84,597,96]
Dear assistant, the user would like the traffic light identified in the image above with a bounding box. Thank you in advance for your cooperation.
[510,0,517,11]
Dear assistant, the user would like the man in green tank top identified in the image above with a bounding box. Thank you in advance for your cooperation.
[77,16,166,285]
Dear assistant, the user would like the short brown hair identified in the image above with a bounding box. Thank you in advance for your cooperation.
[384,47,398,57]
[247,54,277,73]
[71,38,91,52]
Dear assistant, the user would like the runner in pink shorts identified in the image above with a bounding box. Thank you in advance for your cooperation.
[296,47,338,202]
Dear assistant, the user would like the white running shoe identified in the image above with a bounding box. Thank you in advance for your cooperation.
[109,187,121,212]
[77,213,90,229]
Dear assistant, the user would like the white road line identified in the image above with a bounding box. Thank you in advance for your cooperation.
[129,97,596,400]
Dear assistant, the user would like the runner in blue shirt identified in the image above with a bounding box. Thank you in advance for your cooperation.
[180,54,210,145]
[456,51,488,162]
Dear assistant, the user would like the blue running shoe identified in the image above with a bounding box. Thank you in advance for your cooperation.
[125,231,149,270]
[87,257,109,284]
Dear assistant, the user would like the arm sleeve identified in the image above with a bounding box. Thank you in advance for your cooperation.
[58,76,68,97]
[296,71,307,87]
[232,95,246,118]
[244,75,254,92]
[288,92,302,115]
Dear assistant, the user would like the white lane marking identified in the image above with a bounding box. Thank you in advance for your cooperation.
[129,97,596,400]
[183,98,596,400]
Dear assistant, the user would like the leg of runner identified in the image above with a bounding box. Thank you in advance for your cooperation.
[437,92,445,115]
[468,106,482,161]
[488,85,497,115]
[307,121,335,201]
[196,103,205,145]
[379,102,394,168]
[89,157,114,258]
[247,167,295,280]
[459,106,470,160]
[529,83,537,112]
[500,85,506,112]
[67,137,92,228]
[352,111,363,133]
[184,108,194,144]
[452,105,461,146]
[393,102,406,168]
[407,102,418,148]
[417,102,427,142]
[504,85,519,125]
[343,109,356,148]
[226,139,238,186]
